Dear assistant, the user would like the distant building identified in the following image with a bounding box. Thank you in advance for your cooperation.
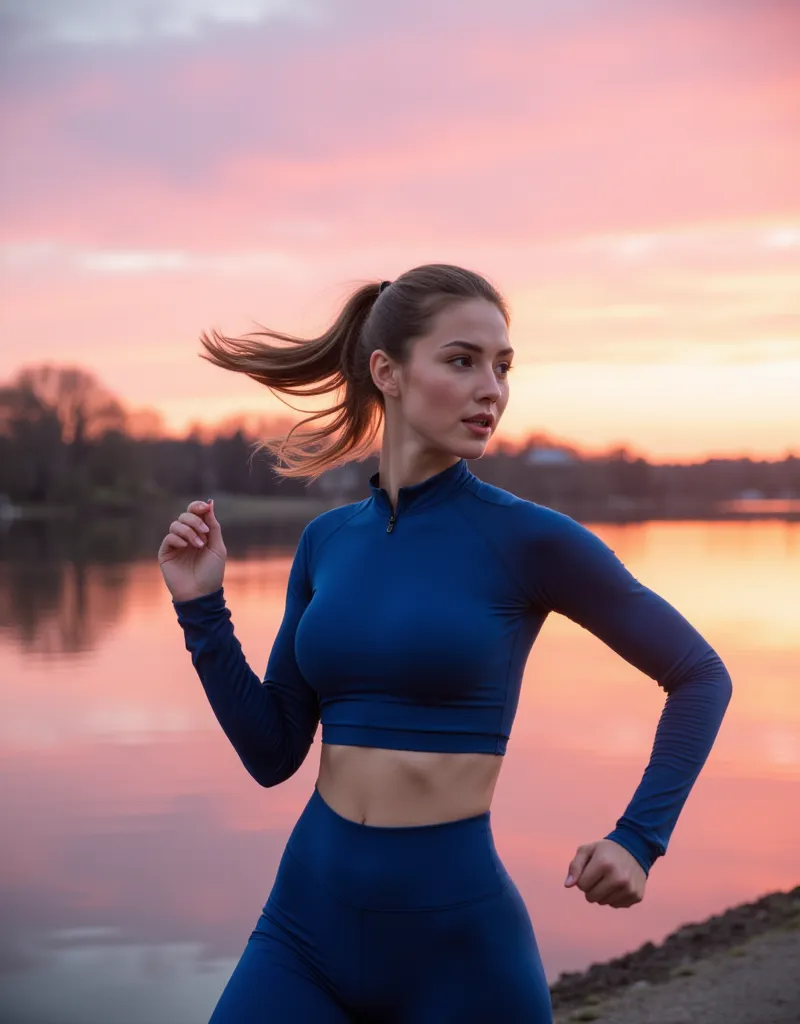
[525,448,578,466]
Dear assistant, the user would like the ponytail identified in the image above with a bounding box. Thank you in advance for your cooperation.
[198,265,508,480]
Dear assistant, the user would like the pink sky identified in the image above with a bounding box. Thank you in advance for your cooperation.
[1,0,798,460]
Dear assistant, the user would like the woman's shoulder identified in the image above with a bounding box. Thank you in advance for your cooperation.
[302,498,371,549]
[461,474,585,542]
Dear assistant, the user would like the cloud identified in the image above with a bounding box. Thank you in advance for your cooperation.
[1,0,325,47]
[0,240,301,275]
[1,0,798,246]
[571,222,800,261]
[4,220,799,275]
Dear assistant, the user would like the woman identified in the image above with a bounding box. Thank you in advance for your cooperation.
[158,264,732,1023]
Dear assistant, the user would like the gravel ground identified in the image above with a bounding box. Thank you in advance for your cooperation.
[553,925,800,1024]
[549,886,800,1024]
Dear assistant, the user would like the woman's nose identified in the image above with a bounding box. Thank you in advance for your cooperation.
[476,371,502,402]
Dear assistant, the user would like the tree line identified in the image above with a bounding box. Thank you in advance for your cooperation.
[1,364,798,516]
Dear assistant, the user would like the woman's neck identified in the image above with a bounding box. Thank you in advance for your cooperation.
[377,440,460,510]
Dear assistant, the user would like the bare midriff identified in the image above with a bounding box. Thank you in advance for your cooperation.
[316,743,504,827]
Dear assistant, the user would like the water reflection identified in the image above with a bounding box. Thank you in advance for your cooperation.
[0,559,129,657]
[0,518,797,1023]
[0,516,306,658]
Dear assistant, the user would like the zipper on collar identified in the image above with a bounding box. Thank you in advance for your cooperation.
[387,512,397,534]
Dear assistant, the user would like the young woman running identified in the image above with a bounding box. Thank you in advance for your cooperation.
[158,264,732,1023]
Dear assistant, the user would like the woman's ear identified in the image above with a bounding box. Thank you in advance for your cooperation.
[369,349,400,398]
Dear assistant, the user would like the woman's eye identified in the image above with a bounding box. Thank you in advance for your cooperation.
[449,355,512,374]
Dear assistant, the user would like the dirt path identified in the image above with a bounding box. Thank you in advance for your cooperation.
[554,925,800,1024]
[549,885,800,1024]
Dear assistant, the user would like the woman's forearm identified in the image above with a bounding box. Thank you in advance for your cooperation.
[174,587,319,787]
[604,651,733,875]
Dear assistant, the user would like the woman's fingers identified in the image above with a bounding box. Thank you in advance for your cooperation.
[193,498,221,535]
[158,500,226,601]
[596,883,630,907]
[157,531,189,563]
[158,499,224,563]
[584,876,621,905]
[160,532,188,551]
[192,498,225,555]
[203,498,220,530]
[170,520,206,548]
[178,510,210,534]
[184,500,222,540]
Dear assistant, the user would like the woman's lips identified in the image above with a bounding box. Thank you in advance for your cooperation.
[462,419,492,438]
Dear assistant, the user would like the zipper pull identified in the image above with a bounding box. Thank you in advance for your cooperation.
[387,513,397,534]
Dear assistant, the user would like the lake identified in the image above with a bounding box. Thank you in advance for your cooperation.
[0,516,797,1023]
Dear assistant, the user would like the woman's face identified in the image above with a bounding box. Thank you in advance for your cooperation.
[381,297,513,459]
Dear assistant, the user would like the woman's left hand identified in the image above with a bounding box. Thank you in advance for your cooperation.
[563,839,647,908]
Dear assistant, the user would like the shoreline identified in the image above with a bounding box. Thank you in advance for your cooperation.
[2,493,799,525]
[549,885,800,1023]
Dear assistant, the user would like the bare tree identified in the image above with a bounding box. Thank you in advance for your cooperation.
[14,364,127,446]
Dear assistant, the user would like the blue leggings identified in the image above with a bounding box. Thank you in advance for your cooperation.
[209,787,553,1022]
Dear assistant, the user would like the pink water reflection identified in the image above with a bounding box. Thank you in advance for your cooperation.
[0,521,797,1019]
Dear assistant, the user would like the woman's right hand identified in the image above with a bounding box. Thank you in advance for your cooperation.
[158,499,227,603]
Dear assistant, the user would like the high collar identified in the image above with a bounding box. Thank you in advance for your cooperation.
[368,458,471,516]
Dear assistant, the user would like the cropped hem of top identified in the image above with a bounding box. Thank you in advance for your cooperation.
[322,723,506,755]
[173,457,732,874]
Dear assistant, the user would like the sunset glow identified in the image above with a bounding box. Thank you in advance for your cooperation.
[1,0,799,459]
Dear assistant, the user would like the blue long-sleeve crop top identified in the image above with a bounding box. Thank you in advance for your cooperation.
[173,458,732,875]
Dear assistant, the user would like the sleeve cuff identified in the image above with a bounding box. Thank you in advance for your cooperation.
[173,586,226,622]
[603,823,663,877]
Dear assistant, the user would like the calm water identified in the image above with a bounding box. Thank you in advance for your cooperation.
[1,517,798,1024]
